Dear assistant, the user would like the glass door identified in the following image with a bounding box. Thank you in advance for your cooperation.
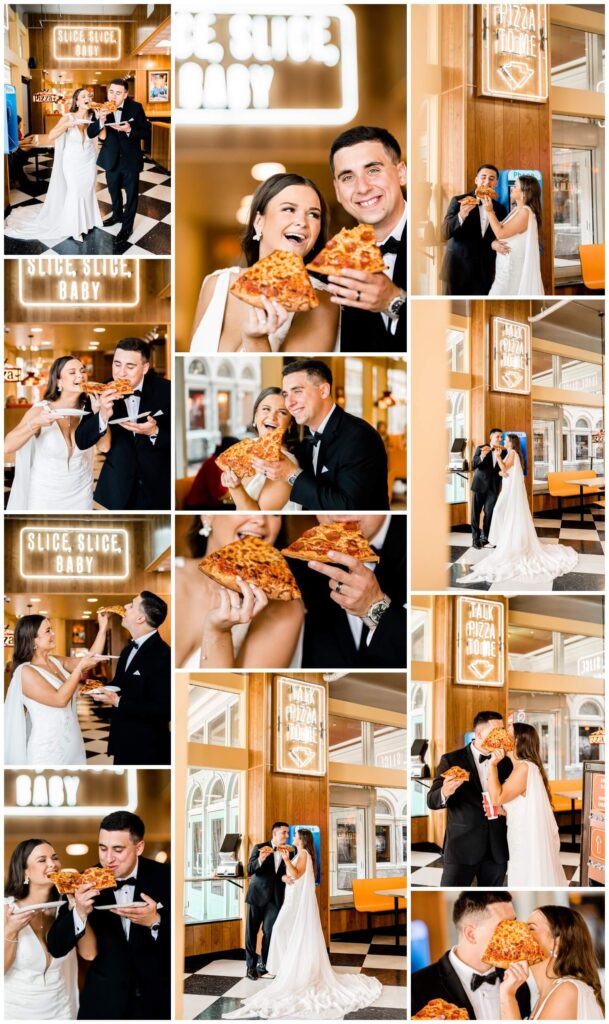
[553,145,594,272]
[526,711,558,779]
[330,807,366,902]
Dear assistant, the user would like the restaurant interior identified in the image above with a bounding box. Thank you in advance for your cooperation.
[175,354,407,510]
[4,514,171,764]
[174,670,406,1019]
[410,594,605,888]
[174,3,406,348]
[411,3,605,295]
[411,297,605,591]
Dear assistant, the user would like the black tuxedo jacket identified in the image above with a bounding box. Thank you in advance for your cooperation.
[87,97,149,173]
[412,950,531,1020]
[108,631,171,766]
[471,446,506,496]
[427,745,511,866]
[245,842,288,909]
[75,372,171,510]
[291,406,389,510]
[440,194,508,295]
[339,220,406,353]
[47,856,170,1020]
[291,516,406,668]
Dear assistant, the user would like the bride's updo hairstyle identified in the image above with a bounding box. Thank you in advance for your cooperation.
[537,905,605,1013]
[512,722,553,806]
[5,838,50,899]
[241,173,329,268]
[518,174,542,235]
[296,828,317,876]
[43,355,86,406]
[11,614,45,672]
[506,433,524,466]
[70,87,93,118]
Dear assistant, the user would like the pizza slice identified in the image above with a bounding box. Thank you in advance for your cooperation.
[282,521,380,564]
[80,867,117,891]
[81,379,133,396]
[307,223,387,275]
[413,999,469,1020]
[229,250,319,312]
[90,100,117,113]
[216,429,285,478]
[482,920,545,969]
[481,727,515,753]
[198,536,301,602]
[441,766,470,782]
[98,605,125,617]
[49,869,82,894]
[49,866,117,893]
[475,185,498,202]
[80,679,104,694]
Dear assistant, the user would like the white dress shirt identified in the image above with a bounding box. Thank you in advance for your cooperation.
[471,740,491,789]
[378,201,407,335]
[345,515,391,649]
[310,404,337,474]
[125,629,157,671]
[448,947,501,1020]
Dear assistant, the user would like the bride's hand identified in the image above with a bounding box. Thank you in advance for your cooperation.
[4,902,39,938]
[77,653,105,674]
[501,961,529,995]
[206,579,268,632]
[481,195,493,211]
[242,297,289,343]
[32,403,57,429]
[489,748,504,765]
[220,468,241,490]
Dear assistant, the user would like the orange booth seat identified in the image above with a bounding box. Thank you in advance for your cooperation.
[547,470,599,510]
[579,244,605,291]
[351,875,406,936]
[175,476,195,510]
[549,779,582,814]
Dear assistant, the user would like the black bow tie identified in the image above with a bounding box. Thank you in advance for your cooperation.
[114,876,136,889]
[379,236,401,256]
[478,753,492,763]
[131,389,142,397]
[471,968,503,990]
[115,107,124,112]
[304,431,323,447]
[125,639,138,652]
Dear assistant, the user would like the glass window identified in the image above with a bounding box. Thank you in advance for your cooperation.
[411,682,432,817]
[329,719,407,769]
[386,366,407,435]
[552,116,604,282]
[328,717,364,764]
[532,350,555,386]
[188,390,206,431]
[551,25,605,91]
[447,326,467,372]
[532,401,604,487]
[560,358,603,395]
[374,787,407,878]
[184,768,241,924]
[373,724,408,770]
[411,608,432,661]
[345,359,364,418]
[508,626,604,677]
[188,686,242,746]
[446,389,467,503]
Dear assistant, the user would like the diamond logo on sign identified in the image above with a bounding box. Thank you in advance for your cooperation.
[492,317,531,395]
[456,597,504,687]
[501,368,524,390]
[480,4,549,103]
[289,745,317,769]
[469,658,496,681]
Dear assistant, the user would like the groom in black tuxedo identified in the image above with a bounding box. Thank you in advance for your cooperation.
[412,891,532,1020]
[92,592,170,766]
[245,822,294,980]
[428,711,512,886]
[326,125,406,353]
[440,164,508,295]
[251,359,389,510]
[47,811,170,1020]
[87,79,150,243]
[75,337,171,510]
[471,429,506,549]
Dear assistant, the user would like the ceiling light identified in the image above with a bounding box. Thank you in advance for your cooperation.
[87,598,98,603]
[66,843,89,856]
[154,851,168,863]
[39,610,50,616]
[30,327,43,333]
[251,162,286,181]
[30,598,41,603]
[93,327,106,333]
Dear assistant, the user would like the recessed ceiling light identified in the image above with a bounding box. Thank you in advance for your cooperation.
[30,598,41,603]
[87,598,98,603]
[66,843,89,856]
[93,327,106,333]
[154,851,168,863]
[30,327,43,333]
[251,162,286,181]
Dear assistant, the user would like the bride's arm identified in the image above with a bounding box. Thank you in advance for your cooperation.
[56,614,109,672]
[499,963,528,1020]
[536,981,578,1020]
[481,200,530,239]
[4,405,50,457]
[496,451,516,477]
[281,850,307,880]
[48,114,75,143]
[487,753,527,804]
[21,655,103,708]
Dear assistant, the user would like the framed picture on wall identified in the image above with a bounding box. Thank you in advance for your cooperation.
[148,70,169,103]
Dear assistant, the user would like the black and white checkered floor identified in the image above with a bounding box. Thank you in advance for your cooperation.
[448,510,605,592]
[183,932,406,1020]
[77,694,112,763]
[5,155,171,255]
[410,846,582,888]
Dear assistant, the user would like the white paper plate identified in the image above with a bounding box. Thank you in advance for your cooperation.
[9,900,64,913]
[95,901,146,910]
[86,684,121,694]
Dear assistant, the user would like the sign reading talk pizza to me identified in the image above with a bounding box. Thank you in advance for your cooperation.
[480,4,548,102]
[492,317,531,394]
[53,25,122,61]
[20,527,129,581]
[19,258,140,308]
[275,676,326,776]
[456,597,504,687]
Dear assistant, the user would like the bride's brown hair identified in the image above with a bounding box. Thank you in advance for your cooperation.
[512,722,553,807]
[506,433,524,467]
[518,174,542,236]
[296,828,317,876]
[11,614,45,672]
[537,905,604,1014]
[5,838,55,899]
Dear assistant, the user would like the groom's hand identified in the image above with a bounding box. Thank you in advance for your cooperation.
[119,416,159,437]
[326,268,400,313]
[72,883,99,920]
[111,893,160,928]
[251,454,299,482]
[308,551,384,617]
[92,688,120,706]
[441,777,466,800]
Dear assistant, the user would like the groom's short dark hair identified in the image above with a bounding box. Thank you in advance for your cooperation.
[116,337,151,362]
[329,125,402,173]
[489,427,503,437]
[109,78,129,90]
[453,891,513,928]
[282,359,332,388]
[473,710,503,728]
[271,821,289,832]
[100,811,145,842]
[476,163,499,178]
[139,590,168,628]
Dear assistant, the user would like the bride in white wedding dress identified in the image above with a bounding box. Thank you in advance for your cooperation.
[460,433,577,585]
[5,356,109,511]
[5,88,103,244]
[486,723,567,887]
[4,615,106,766]
[224,830,382,1020]
[482,175,544,296]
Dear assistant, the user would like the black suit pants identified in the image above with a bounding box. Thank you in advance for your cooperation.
[106,162,140,234]
[471,489,498,541]
[441,859,507,886]
[245,901,280,968]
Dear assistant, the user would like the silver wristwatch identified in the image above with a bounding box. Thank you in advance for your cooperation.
[287,470,301,486]
[386,289,406,320]
[363,595,391,629]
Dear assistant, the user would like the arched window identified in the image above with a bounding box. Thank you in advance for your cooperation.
[188,783,203,810]
[412,684,425,709]
[579,699,603,718]
[209,776,226,802]
[376,799,392,816]
[576,417,591,429]
[187,358,208,376]
[216,360,234,378]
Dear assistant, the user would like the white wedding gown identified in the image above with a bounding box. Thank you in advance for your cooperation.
[461,454,577,584]
[4,657,86,765]
[4,909,78,1020]
[223,851,381,1020]
[5,126,102,243]
[7,408,94,511]
[504,762,567,887]
[532,978,603,1020]
[489,205,544,296]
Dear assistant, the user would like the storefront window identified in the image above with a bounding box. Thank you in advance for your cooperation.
[188,686,242,745]
[446,389,467,503]
[330,785,407,904]
[552,117,604,282]
[375,788,407,877]
[411,682,432,817]
[551,25,605,91]
[411,608,432,661]
[533,401,603,487]
[328,717,364,764]
[447,326,467,372]
[328,718,407,768]
[507,693,604,778]
[184,768,241,924]
[373,725,408,770]
[533,351,603,396]
[345,359,364,418]
[508,626,604,677]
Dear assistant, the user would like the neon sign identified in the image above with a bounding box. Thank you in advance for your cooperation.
[19,527,130,581]
[19,258,140,308]
[456,597,504,687]
[53,25,122,62]
[492,317,531,394]
[276,676,326,775]
[480,4,549,103]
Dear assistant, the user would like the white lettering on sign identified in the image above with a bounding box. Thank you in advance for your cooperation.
[276,677,326,775]
[174,5,358,126]
[577,652,605,677]
[19,527,129,581]
[6,769,139,817]
[19,258,140,308]
[492,317,531,394]
[480,4,548,102]
[456,597,504,686]
[53,25,122,61]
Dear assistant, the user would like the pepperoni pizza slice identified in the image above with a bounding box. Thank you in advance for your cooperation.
[482,920,545,969]
[282,521,380,564]
[441,766,470,782]
[198,536,301,602]
[307,223,387,275]
[413,999,469,1020]
[229,251,319,312]
[98,605,125,617]
[216,429,285,479]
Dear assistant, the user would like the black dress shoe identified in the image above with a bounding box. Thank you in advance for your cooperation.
[246,968,259,981]
[257,965,269,977]
[473,540,482,549]
[116,230,132,243]
[104,216,122,227]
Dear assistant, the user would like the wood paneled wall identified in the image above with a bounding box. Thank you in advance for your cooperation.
[185,920,241,958]
[330,906,406,936]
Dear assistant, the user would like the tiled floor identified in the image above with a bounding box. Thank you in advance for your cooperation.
[447,510,605,592]
[411,846,582,887]
[5,156,171,255]
[77,694,112,763]
[183,933,406,1019]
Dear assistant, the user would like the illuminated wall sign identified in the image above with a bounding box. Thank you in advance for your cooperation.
[5,768,137,817]
[174,5,358,125]
[53,25,122,61]
[20,527,129,581]
[480,4,548,102]
[19,258,140,309]
[4,365,23,383]
[492,317,531,394]
[456,597,504,686]
[275,676,326,776]
[578,652,605,677]
[4,626,15,647]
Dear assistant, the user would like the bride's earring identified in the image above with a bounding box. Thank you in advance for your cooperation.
[57,385,62,392]
[24,877,29,886]
[198,521,212,538]
[253,229,262,242]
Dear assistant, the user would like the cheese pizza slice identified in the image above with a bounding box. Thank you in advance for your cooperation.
[481,727,515,753]
[441,766,470,782]
[282,521,380,564]
[80,679,104,694]
[229,251,319,312]
[413,999,469,1020]
[216,429,285,479]
[198,536,301,602]
[307,223,387,275]
[482,920,545,969]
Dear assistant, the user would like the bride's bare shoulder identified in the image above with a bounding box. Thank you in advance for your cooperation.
[538,979,579,1019]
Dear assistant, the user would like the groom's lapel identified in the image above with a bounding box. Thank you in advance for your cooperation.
[465,746,483,792]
